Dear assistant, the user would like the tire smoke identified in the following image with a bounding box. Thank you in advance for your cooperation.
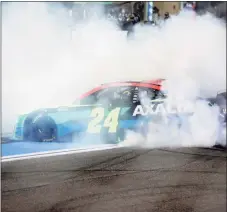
[2,3,226,148]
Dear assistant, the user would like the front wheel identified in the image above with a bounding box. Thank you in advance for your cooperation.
[31,116,57,142]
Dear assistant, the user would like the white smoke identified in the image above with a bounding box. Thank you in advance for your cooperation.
[2,3,226,148]
[121,12,226,148]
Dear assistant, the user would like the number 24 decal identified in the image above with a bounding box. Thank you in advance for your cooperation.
[87,107,121,133]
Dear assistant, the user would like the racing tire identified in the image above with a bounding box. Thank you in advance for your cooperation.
[31,115,57,142]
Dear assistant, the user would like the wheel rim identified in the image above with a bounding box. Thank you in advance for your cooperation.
[33,117,56,142]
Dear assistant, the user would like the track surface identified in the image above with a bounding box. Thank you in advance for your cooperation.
[2,147,227,212]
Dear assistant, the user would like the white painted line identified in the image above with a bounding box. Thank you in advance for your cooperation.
[2,144,120,162]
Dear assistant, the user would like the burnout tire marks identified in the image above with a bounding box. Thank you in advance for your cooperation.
[2,147,226,212]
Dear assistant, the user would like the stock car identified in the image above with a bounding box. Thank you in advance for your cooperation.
[12,79,226,147]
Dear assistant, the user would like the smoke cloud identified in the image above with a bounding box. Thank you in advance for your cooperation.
[2,2,226,148]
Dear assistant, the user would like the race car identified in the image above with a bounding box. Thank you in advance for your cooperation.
[12,79,226,147]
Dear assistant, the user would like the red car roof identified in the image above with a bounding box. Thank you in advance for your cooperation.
[142,79,165,86]
[79,79,165,100]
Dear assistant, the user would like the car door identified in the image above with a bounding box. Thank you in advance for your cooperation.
[79,86,134,143]
[85,86,134,133]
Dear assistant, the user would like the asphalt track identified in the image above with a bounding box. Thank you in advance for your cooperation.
[2,147,227,212]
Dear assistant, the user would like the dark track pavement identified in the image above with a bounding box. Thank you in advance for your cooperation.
[1,147,227,212]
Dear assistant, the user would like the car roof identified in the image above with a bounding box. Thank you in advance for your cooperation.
[79,79,165,99]
[101,79,165,86]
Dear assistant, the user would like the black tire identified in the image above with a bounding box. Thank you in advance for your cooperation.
[31,115,57,142]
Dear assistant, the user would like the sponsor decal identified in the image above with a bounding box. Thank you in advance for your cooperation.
[132,100,195,116]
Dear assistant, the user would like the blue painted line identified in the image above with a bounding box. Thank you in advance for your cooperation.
[1,138,105,157]
[1,134,111,157]
[2,142,71,157]
[2,119,146,157]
